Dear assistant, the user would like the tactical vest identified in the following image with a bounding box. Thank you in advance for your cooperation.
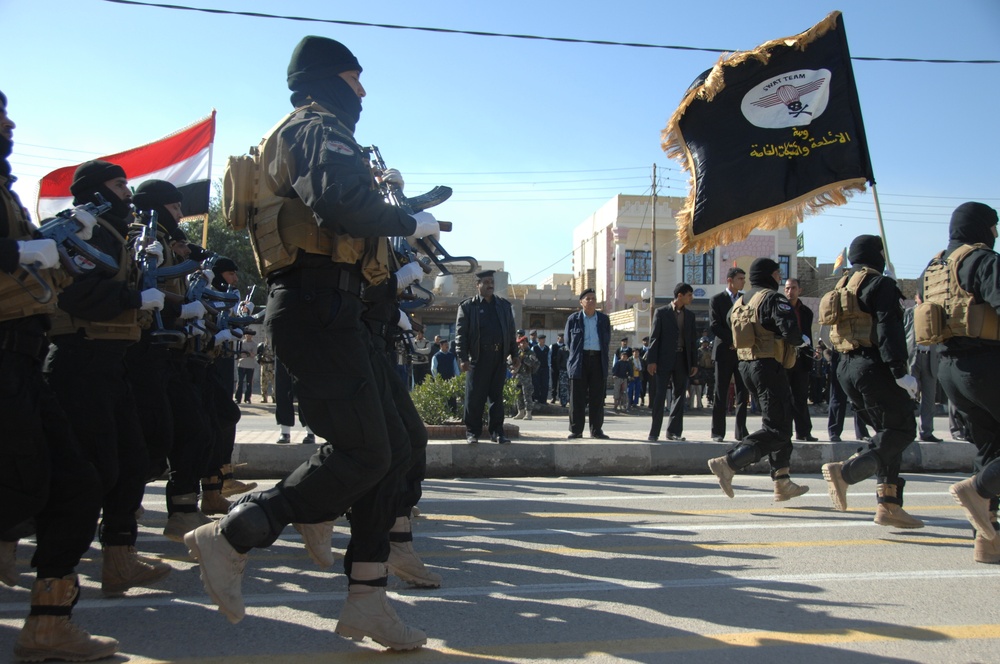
[223,104,388,285]
[48,218,140,342]
[818,267,879,353]
[915,243,1000,345]
[0,181,62,322]
[730,289,797,368]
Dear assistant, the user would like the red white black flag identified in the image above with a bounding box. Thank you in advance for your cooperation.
[662,12,873,254]
[36,111,215,220]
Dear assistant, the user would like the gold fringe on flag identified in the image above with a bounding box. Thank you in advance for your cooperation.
[661,11,864,255]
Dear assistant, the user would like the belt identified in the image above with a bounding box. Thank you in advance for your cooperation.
[583,350,601,356]
[0,330,49,360]
[271,264,364,296]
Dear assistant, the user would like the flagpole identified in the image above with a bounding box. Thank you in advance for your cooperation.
[202,113,215,249]
[650,164,657,335]
[870,183,891,271]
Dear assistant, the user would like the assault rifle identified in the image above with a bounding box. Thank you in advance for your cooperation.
[365,145,480,307]
[136,211,186,346]
[34,196,119,277]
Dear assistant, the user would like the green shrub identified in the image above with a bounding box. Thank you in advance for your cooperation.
[410,372,518,424]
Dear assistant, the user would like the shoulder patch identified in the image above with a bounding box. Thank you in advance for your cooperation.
[72,255,96,271]
[323,140,355,157]
[777,302,792,312]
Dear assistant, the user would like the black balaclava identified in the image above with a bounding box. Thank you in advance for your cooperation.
[0,90,12,181]
[287,36,363,131]
[848,234,886,274]
[212,257,238,292]
[748,257,780,290]
[132,179,187,243]
[948,202,998,252]
[70,160,132,221]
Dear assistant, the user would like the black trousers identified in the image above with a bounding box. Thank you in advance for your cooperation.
[464,348,507,437]
[125,338,174,480]
[44,336,149,546]
[273,358,305,428]
[551,367,562,401]
[938,351,1000,509]
[1,348,101,578]
[165,356,215,507]
[827,356,871,440]
[569,352,606,435]
[232,285,390,548]
[649,352,689,439]
[712,352,749,440]
[836,352,916,484]
[737,358,793,473]
[787,368,813,438]
[381,341,429,517]
[235,367,255,402]
[412,362,430,386]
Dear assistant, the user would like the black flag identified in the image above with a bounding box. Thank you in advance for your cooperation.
[662,12,873,254]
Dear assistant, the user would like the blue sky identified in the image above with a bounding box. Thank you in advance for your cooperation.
[4,0,998,283]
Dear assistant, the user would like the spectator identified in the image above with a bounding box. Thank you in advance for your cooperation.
[612,351,632,413]
[647,283,697,442]
[234,329,258,404]
[410,330,433,386]
[564,288,611,439]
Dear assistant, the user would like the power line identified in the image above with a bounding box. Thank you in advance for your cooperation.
[101,0,1000,65]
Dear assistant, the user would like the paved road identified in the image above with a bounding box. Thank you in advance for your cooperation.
[2,473,996,662]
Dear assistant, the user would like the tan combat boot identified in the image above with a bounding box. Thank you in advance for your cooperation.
[513,407,525,420]
[220,463,257,498]
[1,540,17,587]
[163,494,213,543]
[101,545,172,597]
[772,468,809,502]
[973,511,1000,564]
[873,483,924,529]
[201,476,232,516]
[387,517,441,588]
[950,477,996,540]
[707,456,736,498]
[14,575,119,662]
[293,522,337,568]
[184,521,248,624]
[335,562,427,650]
[821,462,850,512]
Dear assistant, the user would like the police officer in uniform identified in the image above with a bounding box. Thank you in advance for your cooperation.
[44,160,173,596]
[455,269,518,444]
[184,36,438,650]
[0,90,119,662]
[820,235,922,529]
[707,258,810,502]
[919,203,1000,562]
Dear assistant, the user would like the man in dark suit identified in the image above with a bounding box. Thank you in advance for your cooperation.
[564,288,611,439]
[646,283,698,441]
[710,267,749,442]
[784,278,817,441]
[455,270,519,445]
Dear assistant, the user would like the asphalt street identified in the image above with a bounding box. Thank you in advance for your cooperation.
[2,473,998,663]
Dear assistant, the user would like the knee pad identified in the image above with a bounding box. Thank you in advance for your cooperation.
[975,458,1000,498]
[221,500,282,550]
[728,443,762,470]
[842,450,881,485]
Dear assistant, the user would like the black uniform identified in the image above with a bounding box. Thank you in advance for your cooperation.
[929,204,1000,509]
[722,260,803,476]
[830,235,916,491]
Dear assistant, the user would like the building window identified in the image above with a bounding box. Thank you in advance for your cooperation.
[682,249,715,285]
[778,255,790,281]
[624,250,651,282]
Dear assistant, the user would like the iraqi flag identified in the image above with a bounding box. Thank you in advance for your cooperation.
[662,12,874,254]
[36,111,215,220]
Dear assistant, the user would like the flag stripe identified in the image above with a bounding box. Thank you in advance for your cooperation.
[36,112,215,220]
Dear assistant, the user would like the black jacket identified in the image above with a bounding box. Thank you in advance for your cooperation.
[787,299,815,372]
[646,303,697,372]
[709,289,740,362]
[454,294,516,365]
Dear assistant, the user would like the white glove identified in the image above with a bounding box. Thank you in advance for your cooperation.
[397,309,413,332]
[137,240,165,267]
[214,328,243,344]
[405,211,440,244]
[179,300,206,320]
[895,374,918,399]
[201,269,215,285]
[72,206,98,241]
[394,261,424,288]
[799,335,811,348]
[240,300,255,315]
[380,168,404,190]
[140,288,165,311]
[17,239,60,269]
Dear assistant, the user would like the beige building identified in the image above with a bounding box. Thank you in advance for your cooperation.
[572,194,801,337]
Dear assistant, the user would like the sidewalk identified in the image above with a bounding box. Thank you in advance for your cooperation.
[230,399,974,479]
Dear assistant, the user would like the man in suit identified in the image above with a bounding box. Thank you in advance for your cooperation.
[549,333,565,404]
[646,283,698,441]
[455,270,519,445]
[639,336,652,406]
[564,288,611,439]
[784,278,818,441]
[710,268,749,442]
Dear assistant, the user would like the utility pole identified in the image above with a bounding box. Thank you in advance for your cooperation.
[650,164,657,335]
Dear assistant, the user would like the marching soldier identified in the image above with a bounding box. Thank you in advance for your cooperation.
[820,235,922,529]
[918,203,1000,561]
[707,258,810,502]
